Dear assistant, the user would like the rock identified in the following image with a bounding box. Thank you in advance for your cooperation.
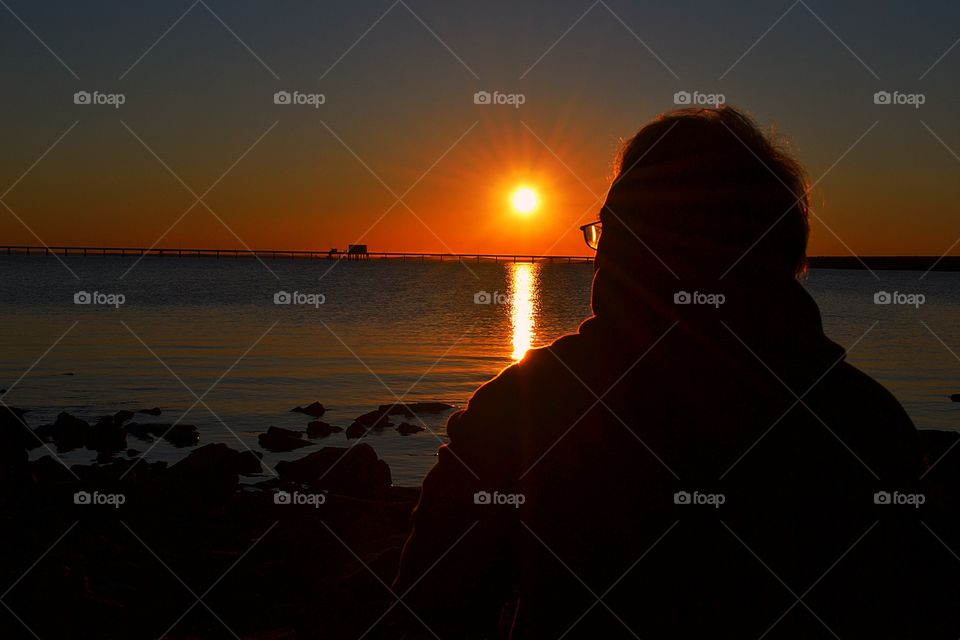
[95,451,118,464]
[87,418,127,453]
[237,450,264,475]
[950,394,960,402]
[1,406,39,452]
[377,403,415,417]
[160,424,199,447]
[164,443,242,502]
[290,401,326,418]
[409,401,455,413]
[396,422,425,436]
[35,412,91,451]
[126,449,140,457]
[29,455,77,486]
[307,421,342,438]
[138,407,163,416]
[345,422,367,440]
[258,426,311,452]
[113,410,135,425]
[354,409,392,429]
[274,443,391,495]
[124,422,154,441]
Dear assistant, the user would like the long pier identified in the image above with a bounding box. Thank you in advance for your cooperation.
[1,246,958,270]
[0,245,594,264]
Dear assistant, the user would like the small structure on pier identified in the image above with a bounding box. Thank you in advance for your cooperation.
[346,244,369,260]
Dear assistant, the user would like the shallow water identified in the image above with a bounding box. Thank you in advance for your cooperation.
[0,256,957,484]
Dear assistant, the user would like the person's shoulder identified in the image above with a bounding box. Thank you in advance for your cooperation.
[820,361,908,415]
[813,360,919,454]
[447,333,588,438]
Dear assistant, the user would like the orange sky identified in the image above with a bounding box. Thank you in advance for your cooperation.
[2,2,959,258]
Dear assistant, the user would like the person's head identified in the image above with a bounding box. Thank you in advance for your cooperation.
[595,106,809,287]
[587,106,811,329]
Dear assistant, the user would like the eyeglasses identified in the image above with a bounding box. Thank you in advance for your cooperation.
[579,221,602,250]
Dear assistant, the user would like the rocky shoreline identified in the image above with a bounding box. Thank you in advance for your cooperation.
[3,401,960,638]
[0,402,457,639]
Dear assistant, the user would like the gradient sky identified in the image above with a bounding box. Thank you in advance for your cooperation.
[1,0,958,256]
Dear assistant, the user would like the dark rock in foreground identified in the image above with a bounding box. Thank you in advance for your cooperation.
[350,402,456,437]
[1,438,416,640]
[1,407,36,468]
[35,412,91,451]
[137,406,163,416]
[345,422,367,439]
[259,426,311,452]
[306,420,342,438]
[397,422,425,435]
[951,393,960,402]
[113,409,135,425]
[87,417,127,453]
[354,409,392,429]
[290,401,326,417]
[163,443,263,501]
[272,443,391,495]
[1,406,39,452]
[162,423,199,447]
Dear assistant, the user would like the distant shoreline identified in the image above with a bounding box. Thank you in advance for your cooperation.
[807,256,960,272]
[1,245,958,271]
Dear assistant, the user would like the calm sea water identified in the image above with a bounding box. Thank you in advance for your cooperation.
[1,256,958,485]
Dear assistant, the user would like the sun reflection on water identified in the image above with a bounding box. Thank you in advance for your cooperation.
[509,262,539,361]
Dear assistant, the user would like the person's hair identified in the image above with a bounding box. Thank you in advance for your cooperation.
[602,106,810,279]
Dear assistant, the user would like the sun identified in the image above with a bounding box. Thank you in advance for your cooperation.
[510,186,539,214]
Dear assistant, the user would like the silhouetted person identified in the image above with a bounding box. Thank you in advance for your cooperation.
[393,108,933,639]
